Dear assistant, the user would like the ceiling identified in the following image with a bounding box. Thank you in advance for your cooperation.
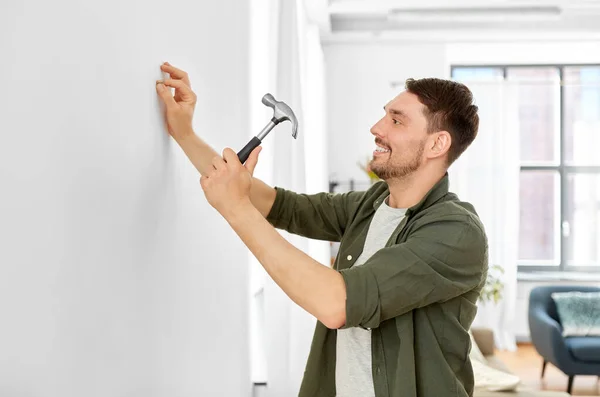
[307,0,600,42]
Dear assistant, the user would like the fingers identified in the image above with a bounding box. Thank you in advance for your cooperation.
[211,155,226,172]
[160,62,191,87]
[161,79,197,103]
[244,146,262,176]
[221,147,261,175]
[222,148,242,167]
[200,175,209,190]
[156,81,176,107]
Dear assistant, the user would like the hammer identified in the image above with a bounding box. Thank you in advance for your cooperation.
[237,93,298,164]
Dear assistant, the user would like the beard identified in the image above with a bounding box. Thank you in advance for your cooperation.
[369,140,425,181]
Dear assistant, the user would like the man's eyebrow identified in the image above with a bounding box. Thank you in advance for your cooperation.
[384,106,410,120]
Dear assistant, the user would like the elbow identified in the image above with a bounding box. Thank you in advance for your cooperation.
[321,300,347,330]
[322,313,346,330]
[320,271,347,329]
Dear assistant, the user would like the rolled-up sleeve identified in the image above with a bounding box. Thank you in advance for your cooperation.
[266,186,369,242]
[338,216,487,329]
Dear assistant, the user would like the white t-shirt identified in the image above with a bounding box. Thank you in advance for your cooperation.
[335,196,407,397]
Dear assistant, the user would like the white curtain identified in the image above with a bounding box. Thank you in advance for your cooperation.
[249,0,278,385]
[449,78,520,351]
[249,0,329,394]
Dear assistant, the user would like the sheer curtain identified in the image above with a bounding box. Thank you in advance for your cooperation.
[449,74,520,351]
[249,0,329,394]
[248,0,278,385]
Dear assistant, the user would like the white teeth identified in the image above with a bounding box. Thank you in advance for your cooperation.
[375,147,390,153]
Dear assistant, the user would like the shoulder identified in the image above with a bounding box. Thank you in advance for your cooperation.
[403,195,488,271]
[412,193,488,246]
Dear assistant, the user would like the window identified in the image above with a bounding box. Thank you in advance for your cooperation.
[452,65,600,272]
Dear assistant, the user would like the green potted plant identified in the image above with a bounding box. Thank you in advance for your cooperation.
[479,264,505,304]
[357,157,380,184]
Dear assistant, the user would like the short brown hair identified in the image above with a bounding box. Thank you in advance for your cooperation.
[405,77,479,166]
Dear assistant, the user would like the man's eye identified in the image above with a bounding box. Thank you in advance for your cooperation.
[392,119,401,125]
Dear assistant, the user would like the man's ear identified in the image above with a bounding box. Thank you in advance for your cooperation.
[429,131,451,159]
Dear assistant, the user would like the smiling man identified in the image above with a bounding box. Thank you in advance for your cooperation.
[156,62,488,397]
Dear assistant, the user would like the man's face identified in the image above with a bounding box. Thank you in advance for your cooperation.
[369,91,430,181]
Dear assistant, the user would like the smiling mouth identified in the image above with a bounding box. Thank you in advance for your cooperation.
[374,142,390,155]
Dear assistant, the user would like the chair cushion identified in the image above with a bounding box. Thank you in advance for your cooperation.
[484,356,512,374]
[551,291,600,336]
[469,330,488,364]
[472,358,521,392]
[565,337,600,362]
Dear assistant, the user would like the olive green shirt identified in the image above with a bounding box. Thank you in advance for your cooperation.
[266,173,489,397]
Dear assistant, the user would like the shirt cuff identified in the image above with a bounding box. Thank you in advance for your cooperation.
[266,186,290,228]
[338,266,381,330]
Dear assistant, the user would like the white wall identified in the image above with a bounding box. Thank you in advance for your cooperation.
[0,1,251,396]
[324,43,447,185]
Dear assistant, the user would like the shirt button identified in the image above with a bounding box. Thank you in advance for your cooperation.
[347,255,352,261]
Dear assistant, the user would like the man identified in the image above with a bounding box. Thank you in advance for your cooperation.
[155,62,488,397]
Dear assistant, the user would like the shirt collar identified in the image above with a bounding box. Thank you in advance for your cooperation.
[373,172,450,216]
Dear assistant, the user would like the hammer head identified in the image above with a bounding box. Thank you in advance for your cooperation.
[262,93,299,138]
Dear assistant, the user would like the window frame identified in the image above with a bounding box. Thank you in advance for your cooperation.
[451,63,600,273]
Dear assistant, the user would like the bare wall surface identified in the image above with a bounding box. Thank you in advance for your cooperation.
[0,1,251,396]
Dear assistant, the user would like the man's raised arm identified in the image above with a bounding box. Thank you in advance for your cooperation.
[155,62,277,218]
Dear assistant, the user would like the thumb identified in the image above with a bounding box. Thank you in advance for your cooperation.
[244,146,262,176]
[156,81,176,108]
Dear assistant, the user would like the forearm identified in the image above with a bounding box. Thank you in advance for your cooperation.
[227,202,347,329]
[175,131,219,176]
[175,132,277,218]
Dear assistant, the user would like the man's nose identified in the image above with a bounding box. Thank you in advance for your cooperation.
[370,117,384,137]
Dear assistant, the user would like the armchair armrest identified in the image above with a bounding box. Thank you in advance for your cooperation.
[471,327,495,356]
[529,308,571,365]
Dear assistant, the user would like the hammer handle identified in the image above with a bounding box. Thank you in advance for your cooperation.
[237,136,262,164]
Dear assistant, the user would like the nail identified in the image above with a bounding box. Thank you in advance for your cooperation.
[156,79,164,84]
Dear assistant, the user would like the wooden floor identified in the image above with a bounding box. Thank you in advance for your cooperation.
[496,343,600,396]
